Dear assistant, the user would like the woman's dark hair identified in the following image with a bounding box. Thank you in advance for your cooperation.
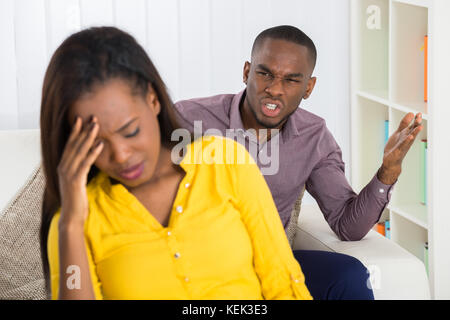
[39,26,179,292]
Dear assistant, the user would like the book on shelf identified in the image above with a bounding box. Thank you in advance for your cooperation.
[424,242,429,275]
[385,220,390,239]
[381,120,389,161]
[384,120,389,146]
[375,220,390,239]
[420,139,428,205]
[376,221,385,236]
[424,35,428,103]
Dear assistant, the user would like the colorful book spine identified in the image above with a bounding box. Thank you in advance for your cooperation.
[420,140,428,205]
[424,242,429,275]
[424,35,428,103]
[376,222,385,236]
[385,220,391,239]
[384,120,389,146]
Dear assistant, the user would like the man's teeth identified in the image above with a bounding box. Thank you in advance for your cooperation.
[265,103,277,110]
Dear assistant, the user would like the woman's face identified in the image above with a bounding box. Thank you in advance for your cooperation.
[68,78,162,189]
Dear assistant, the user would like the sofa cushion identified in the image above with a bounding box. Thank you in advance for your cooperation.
[286,185,305,247]
[0,164,48,299]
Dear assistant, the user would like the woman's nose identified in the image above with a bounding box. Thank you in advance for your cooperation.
[110,142,132,164]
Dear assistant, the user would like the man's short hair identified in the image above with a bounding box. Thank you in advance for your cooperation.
[251,25,317,70]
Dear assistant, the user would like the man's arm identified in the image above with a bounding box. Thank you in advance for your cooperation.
[306,144,393,241]
[306,112,423,241]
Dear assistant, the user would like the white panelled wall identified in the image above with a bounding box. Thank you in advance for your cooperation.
[0,0,350,204]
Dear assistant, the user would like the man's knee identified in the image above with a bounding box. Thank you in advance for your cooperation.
[331,254,370,286]
[333,254,374,300]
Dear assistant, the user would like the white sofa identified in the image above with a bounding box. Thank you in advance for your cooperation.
[0,129,431,300]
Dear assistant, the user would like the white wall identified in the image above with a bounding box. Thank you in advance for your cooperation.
[0,0,350,201]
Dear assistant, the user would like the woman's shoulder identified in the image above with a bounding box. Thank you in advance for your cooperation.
[181,135,256,167]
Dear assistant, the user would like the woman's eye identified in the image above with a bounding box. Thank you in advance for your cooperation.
[125,127,140,138]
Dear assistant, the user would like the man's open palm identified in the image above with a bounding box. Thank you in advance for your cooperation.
[383,112,424,170]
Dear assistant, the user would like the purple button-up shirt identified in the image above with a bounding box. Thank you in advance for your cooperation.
[174,90,394,240]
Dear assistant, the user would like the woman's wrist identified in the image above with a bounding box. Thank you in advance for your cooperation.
[58,217,85,234]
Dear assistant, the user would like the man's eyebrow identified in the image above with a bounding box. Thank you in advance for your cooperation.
[256,64,304,79]
[115,117,139,133]
[256,64,273,74]
[285,72,304,79]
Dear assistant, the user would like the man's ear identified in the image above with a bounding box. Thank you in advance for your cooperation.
[146,84,161,115]
[303,76,317,99]
[243,61,251,85]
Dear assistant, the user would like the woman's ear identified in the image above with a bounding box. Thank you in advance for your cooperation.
[146,84,161,115]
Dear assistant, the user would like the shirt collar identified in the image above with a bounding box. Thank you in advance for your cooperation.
[229,89,246,130]
[281,109,301,141]
[229,89,302,143]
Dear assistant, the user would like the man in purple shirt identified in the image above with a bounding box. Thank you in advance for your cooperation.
[173,25,423,299]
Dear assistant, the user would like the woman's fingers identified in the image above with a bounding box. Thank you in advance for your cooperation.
[60,117,82,165]
[78,141,104,178]
[66,116,82,146]
[59,116,102,177]
[75,120,101,162]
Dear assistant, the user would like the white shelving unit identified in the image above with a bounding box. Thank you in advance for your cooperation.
[350,0,450,299]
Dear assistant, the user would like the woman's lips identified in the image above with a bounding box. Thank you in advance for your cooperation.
[118,162,144,180]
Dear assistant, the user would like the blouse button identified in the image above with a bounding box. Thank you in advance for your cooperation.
[167,231,172,236]
[185,183,190,188]
[174,252,181,259]
[176,205,183,213]
[184,277,189,282]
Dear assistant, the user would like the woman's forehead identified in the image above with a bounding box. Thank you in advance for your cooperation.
[68,79,143,125]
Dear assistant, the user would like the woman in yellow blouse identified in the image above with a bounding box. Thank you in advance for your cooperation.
[39,26,312,300]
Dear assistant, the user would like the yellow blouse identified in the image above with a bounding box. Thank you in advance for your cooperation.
[48,135,312,300]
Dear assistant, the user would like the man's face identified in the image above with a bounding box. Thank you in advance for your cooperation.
[242,38,316,129]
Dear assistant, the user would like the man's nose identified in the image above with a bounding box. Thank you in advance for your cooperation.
[264,77,284,97]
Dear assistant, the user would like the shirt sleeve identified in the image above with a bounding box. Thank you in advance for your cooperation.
[47,212,104,300]
[229,139,312,300]
[305,127,394,241]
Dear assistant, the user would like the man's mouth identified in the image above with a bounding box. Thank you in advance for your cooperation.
[261,102,282,117]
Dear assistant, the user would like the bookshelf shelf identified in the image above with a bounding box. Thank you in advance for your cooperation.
[357,90,428,118]
[351,0,450,298]
[392,0,430,9]
[389,204,428,229]
[390,100,428,118]
[356,90,389,105]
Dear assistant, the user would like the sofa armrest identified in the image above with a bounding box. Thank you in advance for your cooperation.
[292,203,431,300]
[0,129,41,214]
